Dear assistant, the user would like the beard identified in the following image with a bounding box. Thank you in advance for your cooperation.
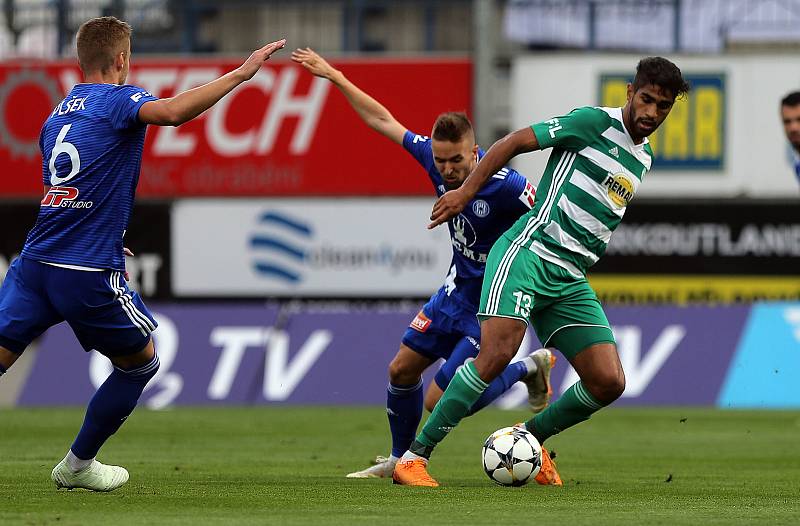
[443,179,462,191]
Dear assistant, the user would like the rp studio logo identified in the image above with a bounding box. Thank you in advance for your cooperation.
[249,211,312,283]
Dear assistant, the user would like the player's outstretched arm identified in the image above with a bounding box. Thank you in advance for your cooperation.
[291,47,405,144]
[429,127,539,229]
[139,39,286,126]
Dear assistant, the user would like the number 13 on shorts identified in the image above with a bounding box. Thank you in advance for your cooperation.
[512,291,532,318]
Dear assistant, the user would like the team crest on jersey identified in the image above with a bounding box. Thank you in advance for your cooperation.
[603,173,634,208]
[472,199,490,217]
[410,311,432,332]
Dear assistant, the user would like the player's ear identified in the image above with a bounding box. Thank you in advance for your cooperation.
[472,143,479,161]
[626,82,634,103]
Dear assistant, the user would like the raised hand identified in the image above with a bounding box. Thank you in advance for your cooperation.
[291,47,337,80]
[237,39,287,81]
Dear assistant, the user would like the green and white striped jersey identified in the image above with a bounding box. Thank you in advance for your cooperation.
[507,106,653,278]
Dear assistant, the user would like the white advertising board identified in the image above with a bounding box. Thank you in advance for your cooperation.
[511,53,800,198]
[172,199,453,296]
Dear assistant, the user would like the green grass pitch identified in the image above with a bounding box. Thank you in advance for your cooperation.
[1,406,798,525]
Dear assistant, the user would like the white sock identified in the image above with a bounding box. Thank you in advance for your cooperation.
[388,455,400,464]
[65,450,93,472]
[521,356,537,375]
[400,451,426,463]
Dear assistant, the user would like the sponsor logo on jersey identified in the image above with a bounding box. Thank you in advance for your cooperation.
[451,214,488,263]
[129,90,154,103]
[40,186,93,209]
[410,310,432,332]
[472,199,490,217]
[544,117,562,139]
[603,173,634,208]
[608,146,619,158]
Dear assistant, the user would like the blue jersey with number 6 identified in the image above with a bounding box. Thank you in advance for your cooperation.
[21,83,158,271]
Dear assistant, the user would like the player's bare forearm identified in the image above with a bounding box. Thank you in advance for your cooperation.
[329,71,405,143]
[428,127,539,229]
[159,70,245,125]
[140,39,285,126]
[462,127,540,200]
[292,47,404,144]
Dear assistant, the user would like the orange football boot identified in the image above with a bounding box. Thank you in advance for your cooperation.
[534,447,563,486]
[392,458,439,487]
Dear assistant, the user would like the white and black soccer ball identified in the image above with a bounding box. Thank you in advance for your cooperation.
[482,426,542,486]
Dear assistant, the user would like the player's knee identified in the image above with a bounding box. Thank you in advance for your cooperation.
[586,368,625,404]
[119,353,160,384]
[388,357,417,385]
[475,335,518,379]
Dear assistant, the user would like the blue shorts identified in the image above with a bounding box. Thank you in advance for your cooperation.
[401,287,482,388]
[0,257,156,357]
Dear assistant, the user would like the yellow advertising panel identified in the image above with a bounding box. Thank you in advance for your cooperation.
[589,275,800,304]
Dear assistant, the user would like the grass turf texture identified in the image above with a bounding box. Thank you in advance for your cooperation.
[1,407,798,525]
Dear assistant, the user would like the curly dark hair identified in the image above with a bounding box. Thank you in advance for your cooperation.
[632,57,690,100]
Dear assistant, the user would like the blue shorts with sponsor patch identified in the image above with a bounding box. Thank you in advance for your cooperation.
[401,286,482,388]
[0,257,156,357]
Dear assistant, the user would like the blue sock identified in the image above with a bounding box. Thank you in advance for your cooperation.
[468,361,528,414]
[434,336,481,389]
[71,353,160,460]
[387,380,423,458]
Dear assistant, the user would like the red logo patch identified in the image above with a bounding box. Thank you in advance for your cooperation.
[41,186,79,207]
[410,311,432,332]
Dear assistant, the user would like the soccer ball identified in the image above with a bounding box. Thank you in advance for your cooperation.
[481,426,542,486]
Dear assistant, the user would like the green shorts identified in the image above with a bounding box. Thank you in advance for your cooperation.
[478,235,615,360]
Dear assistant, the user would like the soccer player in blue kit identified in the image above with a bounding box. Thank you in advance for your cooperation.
[292,48,557,479]
[0,16,286,491]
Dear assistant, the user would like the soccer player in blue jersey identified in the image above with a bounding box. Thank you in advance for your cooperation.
[292,48,556,479]
[0,16,285,492]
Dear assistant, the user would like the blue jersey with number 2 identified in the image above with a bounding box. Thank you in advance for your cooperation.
[402,131,535,311]
[21,83,158,271]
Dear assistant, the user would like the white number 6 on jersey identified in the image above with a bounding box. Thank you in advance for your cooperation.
[49,123,81,185]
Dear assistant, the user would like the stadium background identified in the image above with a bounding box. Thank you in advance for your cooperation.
[1,0,799,411]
